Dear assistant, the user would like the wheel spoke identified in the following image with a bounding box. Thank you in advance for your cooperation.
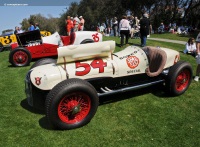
[58,92,91,124]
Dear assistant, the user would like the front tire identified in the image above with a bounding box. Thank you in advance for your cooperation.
[165,61,192,96]
[9,47,31,67]
[45,78,99,130]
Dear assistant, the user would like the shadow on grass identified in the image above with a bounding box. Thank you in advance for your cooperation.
[20,98,57,130]
[20,84,175,130]
[20,98,45,114]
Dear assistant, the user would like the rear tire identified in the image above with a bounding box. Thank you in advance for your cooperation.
[165,61,192,96]
[30,58,56,69]
[9,47,31,67]
[45,78,99,130]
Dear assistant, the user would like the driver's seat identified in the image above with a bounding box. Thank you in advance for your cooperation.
[143,46,167,77]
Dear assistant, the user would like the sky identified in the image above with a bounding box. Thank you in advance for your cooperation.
[0,0,81,33]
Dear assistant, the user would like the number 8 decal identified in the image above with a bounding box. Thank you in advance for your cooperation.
[76,59,107,76]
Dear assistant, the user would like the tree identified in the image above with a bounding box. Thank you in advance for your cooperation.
[20,14,59,33]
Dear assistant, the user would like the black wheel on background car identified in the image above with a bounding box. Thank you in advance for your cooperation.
[30,58,56,69]
[80,39,94,44]
[9,47,31,67]
[45,78,99,130]
[165,61,192,96]
[0,43,4,52]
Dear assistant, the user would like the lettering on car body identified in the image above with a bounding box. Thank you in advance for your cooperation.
[127,69,141,74]
[119,51,137,60]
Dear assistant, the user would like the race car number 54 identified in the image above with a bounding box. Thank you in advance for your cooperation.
[75,59,107,76]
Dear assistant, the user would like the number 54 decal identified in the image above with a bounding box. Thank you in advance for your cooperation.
[75,59,107,76]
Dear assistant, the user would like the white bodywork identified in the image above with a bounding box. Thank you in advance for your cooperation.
[42,32,63,46]
[72,31,102,45]
[41,31,102,47]
[29,41,180,90]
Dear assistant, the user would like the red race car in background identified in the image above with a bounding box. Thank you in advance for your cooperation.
[9,30,102,67]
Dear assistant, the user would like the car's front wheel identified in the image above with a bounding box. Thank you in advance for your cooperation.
[9,47,31,67]
[45,78,99,130]
[165,61,192,96]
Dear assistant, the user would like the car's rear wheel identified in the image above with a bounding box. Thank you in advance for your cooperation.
[0,43,4,52]
[45,78,99,130]
[30,58,56,69]
[9,47,31,67]
[165,61,192,96]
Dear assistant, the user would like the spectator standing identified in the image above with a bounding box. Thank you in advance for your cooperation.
[18,27,23,33]
[158,22,165,33]
[35,23,40,30]
[79,16,85,31]
[28,22,35,31]
[134,16,140,27]
[183,38,196,56]
[14,26,19,34]
[73,15,80,32]
[99,24,105,35]
[119,15,130,47]
[139,13,150,47]
[65,16,73,36]
[128,16,135,38]
[194,32,200,81]
[112,17,118,36]
[70,17,74,33]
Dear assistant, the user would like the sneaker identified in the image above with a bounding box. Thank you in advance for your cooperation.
[194,76,199,82]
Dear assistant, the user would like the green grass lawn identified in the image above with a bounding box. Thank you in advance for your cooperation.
[150,32,198,42]
[1,35,200,146]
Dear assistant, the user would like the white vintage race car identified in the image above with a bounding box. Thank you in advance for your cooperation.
[25,41,193,130]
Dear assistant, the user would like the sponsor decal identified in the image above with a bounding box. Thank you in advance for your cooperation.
[127,69,141,74]
[92,33,100,42]
[35,77,42,85]
[126,56,139,69]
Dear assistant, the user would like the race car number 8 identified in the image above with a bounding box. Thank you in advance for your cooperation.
[75,59,107,76]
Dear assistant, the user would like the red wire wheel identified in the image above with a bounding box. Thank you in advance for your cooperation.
[58,92,91,124]
[9,47,31,67]
[165,61,192,96]
[175,69,190,92]
[13,51,28,64]
[45,78,99,130]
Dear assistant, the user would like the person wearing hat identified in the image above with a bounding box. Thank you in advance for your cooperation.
[139,13,150,47]
[73,14,80,32]
[79,16,85,31]
[65,16,73,36]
